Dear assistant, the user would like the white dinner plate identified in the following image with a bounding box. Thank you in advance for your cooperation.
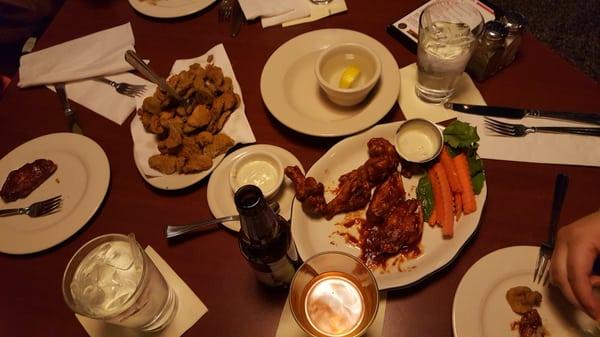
[207,144,304,231]
[291,121,487,290]
[0,133,110,254]
[453,246,599,337]
[128,0,216,18]
[260,29,400,137]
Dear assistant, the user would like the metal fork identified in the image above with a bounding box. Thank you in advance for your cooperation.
[484,117,600,137]
[218,0,234,22]
[534,174,568,285]
[0,195,63,218]
[94,77,147,97]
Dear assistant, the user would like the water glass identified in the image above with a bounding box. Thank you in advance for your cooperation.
[415,0,485,103]
[62,233,178,332]
[289,251,379,337]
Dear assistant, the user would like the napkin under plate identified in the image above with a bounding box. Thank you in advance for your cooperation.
[19,23,135,88]
[131,43,255,177]
[76,246,208,337]
[239,0,311,28]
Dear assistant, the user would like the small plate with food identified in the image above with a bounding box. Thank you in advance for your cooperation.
[453,246,599,337]
[130,44,255,190]
[289,120,487,290]
[0,133,110,254]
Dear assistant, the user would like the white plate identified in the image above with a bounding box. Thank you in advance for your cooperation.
[260,29,400,137]
[207,144,304,232]
[453,246,599,337]
[128,0,216,18]
[0,133,110,254]
[291,121,487,290]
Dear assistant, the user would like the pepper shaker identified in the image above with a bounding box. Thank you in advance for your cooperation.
[500,11,527,67]
[467,20,508,81]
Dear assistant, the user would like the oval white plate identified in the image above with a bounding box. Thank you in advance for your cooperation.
[291,121,487,290]
[453,246,599,337]
[128,0,216,18]
[207,144,304,232]
[0,133,110,254]
[260,29,400,137]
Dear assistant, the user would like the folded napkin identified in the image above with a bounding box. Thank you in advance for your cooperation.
[239,0,311,28]
[46,73,152,125]
[76,246,208,337]
[282,0,348,27]
[131,43,256,177]
[276,291,387,337]
[19,23,135,88]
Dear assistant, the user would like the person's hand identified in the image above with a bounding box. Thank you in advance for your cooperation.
[550,210,600,320]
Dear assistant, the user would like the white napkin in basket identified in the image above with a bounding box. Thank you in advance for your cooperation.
[19,23,135,88]
[131,43,256,177]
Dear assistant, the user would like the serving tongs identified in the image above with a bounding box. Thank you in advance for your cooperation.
[124,50,182,101]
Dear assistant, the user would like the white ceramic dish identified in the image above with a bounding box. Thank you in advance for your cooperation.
[128,0,216,18]
[0,133,110,254]
[291,121,487,290]
[228,150,284,200]
[453,246,599,337]
[260,29,400,137]
[394,118,443,163]
[207,144,304,232]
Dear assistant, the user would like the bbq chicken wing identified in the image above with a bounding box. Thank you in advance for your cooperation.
[366,172,406,225]
[284,166,327,217]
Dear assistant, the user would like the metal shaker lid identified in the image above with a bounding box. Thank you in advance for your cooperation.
[483,20,508,41]
[500,11,527,33]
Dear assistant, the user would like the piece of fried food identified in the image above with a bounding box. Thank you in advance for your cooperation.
[149,154,185,175]
[506,286,542,314]
[203,133,234,158]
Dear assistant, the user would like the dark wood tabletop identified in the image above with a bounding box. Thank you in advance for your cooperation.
[1,1,599,336]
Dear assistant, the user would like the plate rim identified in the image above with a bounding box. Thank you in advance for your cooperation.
[260,28,400,137]
[291,121,487,290]
[0,133,110,254]
[128,0,216,18]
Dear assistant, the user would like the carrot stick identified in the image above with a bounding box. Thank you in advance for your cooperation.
[440,146,462,193]
[428,207,438,227]
[433,163,454,238]
[454,153,477,214]
[428,169,444,229]
[454,193,463,221]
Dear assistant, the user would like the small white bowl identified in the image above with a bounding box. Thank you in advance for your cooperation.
[394,118,443,163]
[229,150,284,200]
[315,43,382,107]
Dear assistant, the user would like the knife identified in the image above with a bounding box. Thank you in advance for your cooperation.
[55,83,83,134]
[445,102,600,126]
[230,0,243,37]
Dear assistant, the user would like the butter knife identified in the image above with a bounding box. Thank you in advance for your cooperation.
[124,50,182,101]
[445,102,600,126]
[230,0,243,37]
[55,83,83,134]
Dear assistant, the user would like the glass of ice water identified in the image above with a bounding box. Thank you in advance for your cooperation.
[62,233,177,332]
[415,0,485,103]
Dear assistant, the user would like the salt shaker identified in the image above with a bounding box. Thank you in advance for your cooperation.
[500,12,527,67]
[467,21,508,81]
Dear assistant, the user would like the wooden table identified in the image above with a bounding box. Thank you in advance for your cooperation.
[1,1,599,336]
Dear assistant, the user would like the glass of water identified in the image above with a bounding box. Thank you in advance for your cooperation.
[415,0,485,103]
[62,233,178,332]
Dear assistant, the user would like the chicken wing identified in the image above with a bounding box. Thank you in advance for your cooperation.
[284,166,327,217]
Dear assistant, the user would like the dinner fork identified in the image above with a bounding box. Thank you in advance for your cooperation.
[218,0,234,22]
[0,195,63,218]
[94,77,147,97]
[534,174,568,285]
[484,117,600,137]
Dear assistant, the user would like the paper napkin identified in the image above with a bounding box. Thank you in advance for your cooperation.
[46,73,152,125]
[131,43,256,177]
[19,23,135,88]
[281,0,348,27]
[239,0,311,28]
[76,246,208,337]
[399,63,486,123]
[275,291,387,337]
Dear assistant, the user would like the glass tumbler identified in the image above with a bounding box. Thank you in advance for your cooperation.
[62,233,178,332]
[415,0,485,103]
[289,251,379,337]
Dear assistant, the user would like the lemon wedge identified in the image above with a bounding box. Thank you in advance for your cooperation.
[339,66,361,89]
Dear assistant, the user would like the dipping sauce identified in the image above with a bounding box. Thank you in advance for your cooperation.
[304,272,365,337]
[395,119,443,163]
[234,160,279,195]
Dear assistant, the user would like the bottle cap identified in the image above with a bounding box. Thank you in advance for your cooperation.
[483,20,508,41]
[500,12,527,33]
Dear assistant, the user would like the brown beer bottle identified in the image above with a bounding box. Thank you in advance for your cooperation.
[234,185,300,287]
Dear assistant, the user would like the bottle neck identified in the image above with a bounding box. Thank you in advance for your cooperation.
[235,185,279,242]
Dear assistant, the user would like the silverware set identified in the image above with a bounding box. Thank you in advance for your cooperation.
[484,117,600,137]
[0,195,63,218]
